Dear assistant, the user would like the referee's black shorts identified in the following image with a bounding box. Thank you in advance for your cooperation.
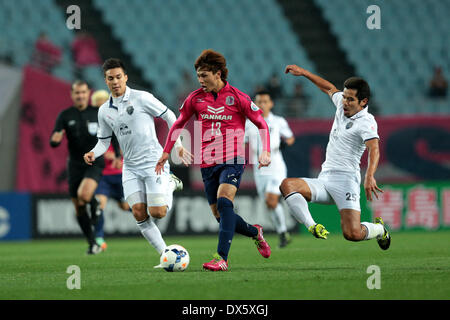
[67,158,105,198]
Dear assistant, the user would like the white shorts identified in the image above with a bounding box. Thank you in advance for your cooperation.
[302,170,361,212]
[254,172,285,197]
[122,167,173,210]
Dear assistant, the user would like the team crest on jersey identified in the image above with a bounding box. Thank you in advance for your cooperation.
[225,96,235,106]
[127,105,134,115]
[119,123,132,136]
[346,122,354,129]
[87,122,98,136]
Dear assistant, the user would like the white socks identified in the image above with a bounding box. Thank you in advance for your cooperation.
[361,222,385,240]
[284,192,385,241]
[269,203,287,234]
[137,217,167,254]
[284,192,316,229]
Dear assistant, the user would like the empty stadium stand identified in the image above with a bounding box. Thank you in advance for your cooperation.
[0,0,447,117]
[315,0,450,115]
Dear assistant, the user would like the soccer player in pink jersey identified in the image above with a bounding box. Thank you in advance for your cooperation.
[156,49,272,271]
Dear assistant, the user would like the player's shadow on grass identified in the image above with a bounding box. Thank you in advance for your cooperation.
[187,266,356,272]
[241,266,356,272]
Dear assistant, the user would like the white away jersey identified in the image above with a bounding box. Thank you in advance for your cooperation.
[97,86,168,169]
[245,112,293,176]
[321,91,379,174]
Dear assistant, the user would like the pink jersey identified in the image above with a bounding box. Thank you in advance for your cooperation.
[102,144,123,175]
[163,82,270,168]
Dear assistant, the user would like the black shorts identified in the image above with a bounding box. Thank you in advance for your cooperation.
[200,162,245,205]
[67,159,104,198]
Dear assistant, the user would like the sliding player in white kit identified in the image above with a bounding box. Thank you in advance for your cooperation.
[280,64,391,250]
[84,58,192,258]
[245,91,295,248]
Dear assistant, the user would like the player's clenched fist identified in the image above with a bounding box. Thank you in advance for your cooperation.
[284,64,307,77]
[258,150,271,169]
[83,151,95,165]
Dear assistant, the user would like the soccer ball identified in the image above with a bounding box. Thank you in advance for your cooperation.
[157,244,190,272]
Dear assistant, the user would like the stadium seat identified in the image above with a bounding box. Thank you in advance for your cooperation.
[91,0,330,117]
[0,0,74,78]
[314,0,450,116]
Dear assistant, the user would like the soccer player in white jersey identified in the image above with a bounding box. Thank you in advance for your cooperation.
[84,58,192,258]
[280,64,390,250]
[245,91,295,248]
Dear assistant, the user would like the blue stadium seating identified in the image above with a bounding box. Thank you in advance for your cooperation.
[0,0,75,81]
[93,0,331,116]
[1,0,446,116]
[315,0,449,115]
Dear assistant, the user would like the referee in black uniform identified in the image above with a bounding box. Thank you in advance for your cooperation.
[50,80,105,254]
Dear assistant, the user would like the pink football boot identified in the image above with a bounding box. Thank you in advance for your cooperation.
[253,224,271,258]
[202,253,229,271]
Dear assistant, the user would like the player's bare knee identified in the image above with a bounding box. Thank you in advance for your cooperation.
[77,192,92,205]
[133,211,148,222]
[149,207,167,219]
[279,178,292,196]
[280,178,307,198]
[132,205,147,221]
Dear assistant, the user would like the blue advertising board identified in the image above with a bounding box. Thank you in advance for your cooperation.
[0,192,31,240]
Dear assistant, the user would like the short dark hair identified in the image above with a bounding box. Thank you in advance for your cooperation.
[194,49,228,81]
[343,77,370,107]
[254,90,272,99]
[71,79,90,90]
[102,58,127,76]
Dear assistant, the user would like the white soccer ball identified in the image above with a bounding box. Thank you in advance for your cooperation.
[158,244,190,272]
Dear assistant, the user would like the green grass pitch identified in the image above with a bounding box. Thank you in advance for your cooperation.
[1,231,449,300]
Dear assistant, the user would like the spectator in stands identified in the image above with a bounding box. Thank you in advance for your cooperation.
[71,31,102,71]
[174,69,197,107]
[428,66,448,98]
[31,32,62,73]
[251,83,266,98]
[265,72,283,100]
[286,82,309,117]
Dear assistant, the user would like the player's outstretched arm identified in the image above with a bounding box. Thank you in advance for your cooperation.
[252,118,271,169]
[159,108,193,167]
[258,150,271,169]
[175,145,193,167]
[364,138,383,201]
[155,152,169,175]
[156,110,193,174]
[244,99,271,169]
[284,64,339,97]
